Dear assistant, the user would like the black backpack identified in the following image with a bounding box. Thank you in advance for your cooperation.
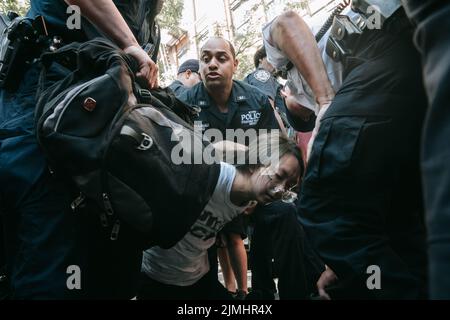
[35,38,220,249]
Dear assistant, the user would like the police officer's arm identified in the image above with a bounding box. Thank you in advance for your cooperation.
[269,11,334,108]
[65,0,159,89]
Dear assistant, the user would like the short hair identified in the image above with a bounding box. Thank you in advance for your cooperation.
[253,46,267,68]
[201,37,236,59]
[177,59,199,74]
[226,39,236,59]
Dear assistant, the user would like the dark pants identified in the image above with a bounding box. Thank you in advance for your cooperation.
[0,63,142,299]
[137,268,233,300]
[299,17,428,299]
[403,0,450,299]
[250,201,324,300]
[0,64,82,299]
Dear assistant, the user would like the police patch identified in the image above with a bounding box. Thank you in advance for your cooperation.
[254,70,271,83]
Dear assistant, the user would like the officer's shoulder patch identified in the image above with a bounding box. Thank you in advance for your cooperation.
[254,70,271,83]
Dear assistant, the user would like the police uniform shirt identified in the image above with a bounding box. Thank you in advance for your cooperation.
[261,11,353,114]
[168,80,188,96]
[178,80,280,139]
[27,1,86,41]
[28,1,160,55]
[244,68,279,101]
[244,67,288,113]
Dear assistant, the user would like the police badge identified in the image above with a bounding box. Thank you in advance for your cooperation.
[254,69,271,83]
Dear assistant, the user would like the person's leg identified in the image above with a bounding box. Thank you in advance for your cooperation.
[249,207,276,300]
[0,133,86,299]
[403,0,450,299]
[219,216,248,298]
[0,64,86,299]
[226,233,248,297]
[196,267,234,300]
[270,202,324,299]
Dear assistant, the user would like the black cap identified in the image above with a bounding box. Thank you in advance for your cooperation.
[177,59,199,74]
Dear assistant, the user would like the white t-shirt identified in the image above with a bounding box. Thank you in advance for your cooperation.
[141,162,248,286]
[262,10,359,114]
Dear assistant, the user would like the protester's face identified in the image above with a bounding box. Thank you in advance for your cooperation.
[181,70,201,88]
[200,38,238,90]
[250,154,300,204]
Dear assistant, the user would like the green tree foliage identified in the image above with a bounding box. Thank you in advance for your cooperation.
[233,2,263,80]
[0,0,30,16]
[157,0,184,37]
[284,0,310,14]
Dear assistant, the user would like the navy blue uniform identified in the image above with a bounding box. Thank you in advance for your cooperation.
[403,0,450,299]
[0,0,159,299]
[244,68,278,100]
[168,80,188,96]
[299,11,428,299]
[179,79,279,138]
[244,68,288,122]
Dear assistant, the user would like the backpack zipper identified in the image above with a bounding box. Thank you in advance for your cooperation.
[102,193,114,216]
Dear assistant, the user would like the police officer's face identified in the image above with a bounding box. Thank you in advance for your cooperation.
[250,154,300,204]
[200,38,238,89]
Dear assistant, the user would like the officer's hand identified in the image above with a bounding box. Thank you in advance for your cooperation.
[316,266,338,300]
[123,45,159,89]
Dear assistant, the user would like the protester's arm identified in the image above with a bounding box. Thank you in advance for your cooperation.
[65,0,158,88]
[226,234,248,298]
[269,11,334,108]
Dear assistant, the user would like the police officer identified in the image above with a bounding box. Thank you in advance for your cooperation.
[402,0,450,299]
[244,46,285,112]
[265,3,428,299]
[169,59,201,95]
[0,0,162,299]
[178,37,280,298]
[179,38,279,136]
[242,47,323,300]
